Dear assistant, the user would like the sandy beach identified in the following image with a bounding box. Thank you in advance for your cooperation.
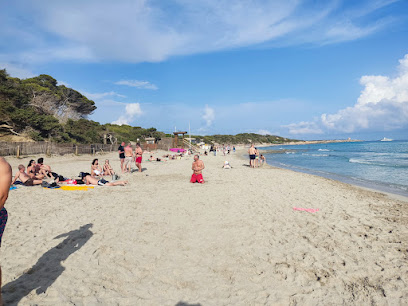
[1,148,408,305]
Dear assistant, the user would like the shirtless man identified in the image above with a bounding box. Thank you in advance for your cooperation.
[34,157,53,179]
[248,144,256,168]
[0,157,11,304]
[83,174,128,186]
[135,143,143,173]
[12,165,43,186]
[190,155,205,183]
[124,143,133,173]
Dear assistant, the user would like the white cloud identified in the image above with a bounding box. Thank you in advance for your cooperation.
[1,0,398,64]
[284,53,408,135]
[57,80,70,87]
[112,103,143,125]
[115,80,158,90]
[283,121,324,135]
[202,105,215,127]
[257,129,273,135]
[0,62,35,79]
[81,91,126,100]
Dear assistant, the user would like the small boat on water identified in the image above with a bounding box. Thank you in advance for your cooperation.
[380,137,393,142]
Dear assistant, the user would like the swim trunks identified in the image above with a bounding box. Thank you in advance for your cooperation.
[190,173,204,184]
[249,154,256,160]
[98,178,109,186]
[136,156,142,163]
[0,207,8,247]
[124,156,132,167]
[24,178,34,186]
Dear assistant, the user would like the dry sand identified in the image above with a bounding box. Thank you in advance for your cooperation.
[1,148,408,305]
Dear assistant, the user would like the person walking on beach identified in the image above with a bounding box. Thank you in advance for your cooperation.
[248,144,256,168]
[135,143,143,172]
[191,155,205,183]
[0,157,11,304]
[124,143,133,173]
[118,142,125,173]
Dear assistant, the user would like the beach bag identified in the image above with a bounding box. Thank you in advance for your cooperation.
[41,181,50,188]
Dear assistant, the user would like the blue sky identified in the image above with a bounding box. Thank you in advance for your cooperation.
[1,0,408,140]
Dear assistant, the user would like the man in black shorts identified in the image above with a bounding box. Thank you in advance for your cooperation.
[248,143,256,168]
[0,157,11,303]
[118,142,125,173]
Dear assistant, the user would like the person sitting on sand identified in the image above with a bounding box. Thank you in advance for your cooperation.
[103,159,115,176]
[191,155,205,184]
[33,158,48,179]
[12,165,43,186]
[91,159,103,177]
[27,160,38,178]
[83,174,128,186]
[222,161,232,169]
[34,157,62,182]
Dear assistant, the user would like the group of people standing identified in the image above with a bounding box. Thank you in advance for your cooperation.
[248,144,266,168]
[118,142,143,173]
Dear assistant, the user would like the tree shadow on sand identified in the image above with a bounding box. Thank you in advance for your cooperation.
[2,223,93,305]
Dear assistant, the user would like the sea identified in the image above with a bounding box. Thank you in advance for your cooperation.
[261,140,408,197]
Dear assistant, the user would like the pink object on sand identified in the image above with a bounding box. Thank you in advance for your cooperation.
[293,207,319,213]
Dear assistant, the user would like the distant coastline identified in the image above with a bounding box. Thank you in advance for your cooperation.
[271,139,362,146]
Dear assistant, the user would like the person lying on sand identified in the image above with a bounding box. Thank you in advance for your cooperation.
[148,155,162,162]
[91,159,103,177]
[12,165,43,186]
[83,174,128,186]
[103,159,115,176]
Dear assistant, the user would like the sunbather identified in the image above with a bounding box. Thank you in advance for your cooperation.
[12,165,43,186]
[83,174,128,186]
[103,159,115,176]
[91,159,103,177]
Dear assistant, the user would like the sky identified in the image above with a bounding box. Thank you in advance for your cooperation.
[1,0,408,140]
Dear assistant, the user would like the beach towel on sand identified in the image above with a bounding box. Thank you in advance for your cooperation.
[59,186,94,191]
[293,207,319,213]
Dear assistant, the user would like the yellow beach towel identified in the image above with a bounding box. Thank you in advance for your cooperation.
[59,185,94,191]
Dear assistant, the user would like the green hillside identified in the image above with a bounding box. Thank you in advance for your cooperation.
[0,69,297,144]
